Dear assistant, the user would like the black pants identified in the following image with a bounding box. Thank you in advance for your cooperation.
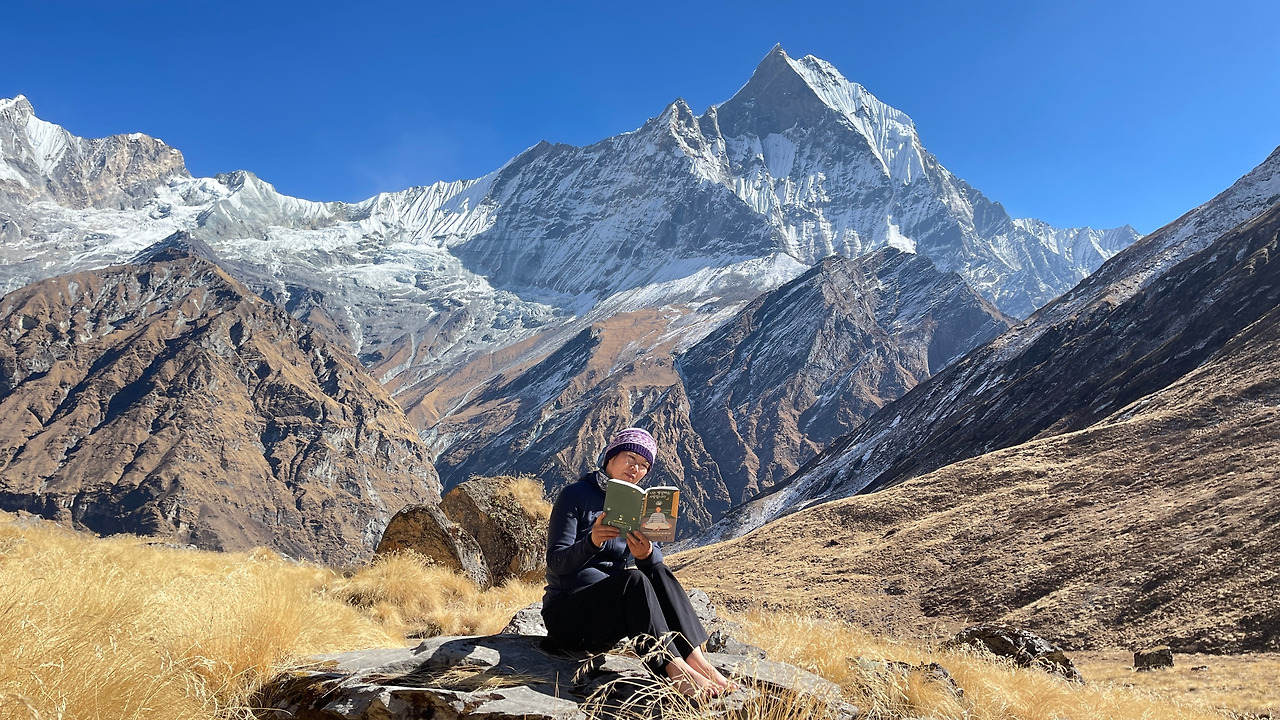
[542,563,709,673]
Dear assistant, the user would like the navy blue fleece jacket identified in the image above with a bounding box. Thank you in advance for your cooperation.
[542,470,664,607]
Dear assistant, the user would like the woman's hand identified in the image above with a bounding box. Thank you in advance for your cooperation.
[590,512,620,549]
[626,530,653,560]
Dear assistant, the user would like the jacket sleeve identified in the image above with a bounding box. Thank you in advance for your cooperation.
[636,542,663,568]
[545,486,601,576]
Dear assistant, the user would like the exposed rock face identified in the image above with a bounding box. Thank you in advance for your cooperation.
[429,251,1009,536]
[697,146,1280,544]
[0,235,441,564]
[0,95,187,210]
[375,503,490,587]
[679,249,1012,501]
[943,624,1082,682]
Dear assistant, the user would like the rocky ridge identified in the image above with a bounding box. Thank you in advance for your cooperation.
[0,234,440,563]
[679,248,1013,501]
[1,47,1135,406]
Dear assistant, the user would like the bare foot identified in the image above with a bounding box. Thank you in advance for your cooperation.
[665,658,722,697]
[687,648,740,692]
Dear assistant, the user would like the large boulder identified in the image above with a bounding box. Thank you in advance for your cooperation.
[1134,646,1174,671]
[375,504,490,588]
[440,475,549,585]
[943,623,1083,683]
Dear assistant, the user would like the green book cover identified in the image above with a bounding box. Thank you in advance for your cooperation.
[602,479,680,543]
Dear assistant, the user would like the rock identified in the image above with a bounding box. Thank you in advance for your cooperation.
[502,602,547,636]
[706,627,768,658]
[706,653,860,720]
[853,656,963,698]
[1134,646,1174,671]
[440,476,548,585]
[943,623,1083,683]
[257,634,859,720]
[375,504,491,588]
[405,621,443,640]
[687,587,716,624]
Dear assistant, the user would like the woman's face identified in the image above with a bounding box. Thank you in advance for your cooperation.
[604,450,651,484]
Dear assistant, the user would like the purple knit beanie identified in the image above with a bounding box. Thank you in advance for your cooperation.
[602,427,657,468]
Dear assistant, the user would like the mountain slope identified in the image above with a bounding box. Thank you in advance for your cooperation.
[679,248,1013,501]
[672,284,1280,652]
[448,46,1137,318]
[0,95,186,210]
[693,145,1280,545]
[0,235,441,563]
[426,249,1010,536]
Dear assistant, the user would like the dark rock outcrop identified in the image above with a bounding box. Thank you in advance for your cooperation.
[1134,646,1174,671]
[943,624,1082,682]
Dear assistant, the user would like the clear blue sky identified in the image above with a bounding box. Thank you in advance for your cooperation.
[5,0,1278,233]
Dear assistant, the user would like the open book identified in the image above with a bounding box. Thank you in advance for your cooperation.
[601,478,680,543]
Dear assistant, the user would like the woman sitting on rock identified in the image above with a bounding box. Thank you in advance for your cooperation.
[541,427,734,696]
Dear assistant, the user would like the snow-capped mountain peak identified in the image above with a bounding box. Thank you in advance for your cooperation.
[717,45,924,184]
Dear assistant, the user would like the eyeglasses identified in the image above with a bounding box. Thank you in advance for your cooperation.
[616,453,651,471]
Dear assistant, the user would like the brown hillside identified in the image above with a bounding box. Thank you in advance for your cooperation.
[0,240,441,563]
[672,300,1280,653]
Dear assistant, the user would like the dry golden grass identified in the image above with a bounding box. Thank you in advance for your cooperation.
[3,508,1268,720]
[1075,650,1280,718]
[504,474,552,522]
[0,512,541,720]
[328,550,542,637]
[734,612,1248,720]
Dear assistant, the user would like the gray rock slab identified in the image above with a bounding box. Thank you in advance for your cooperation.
[264,634,859,719]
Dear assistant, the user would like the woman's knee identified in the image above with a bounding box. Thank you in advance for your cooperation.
[620,568,653,593]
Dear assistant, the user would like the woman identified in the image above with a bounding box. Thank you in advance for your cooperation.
[541,427,734,696]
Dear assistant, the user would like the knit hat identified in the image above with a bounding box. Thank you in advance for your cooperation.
[602,427,657,468]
